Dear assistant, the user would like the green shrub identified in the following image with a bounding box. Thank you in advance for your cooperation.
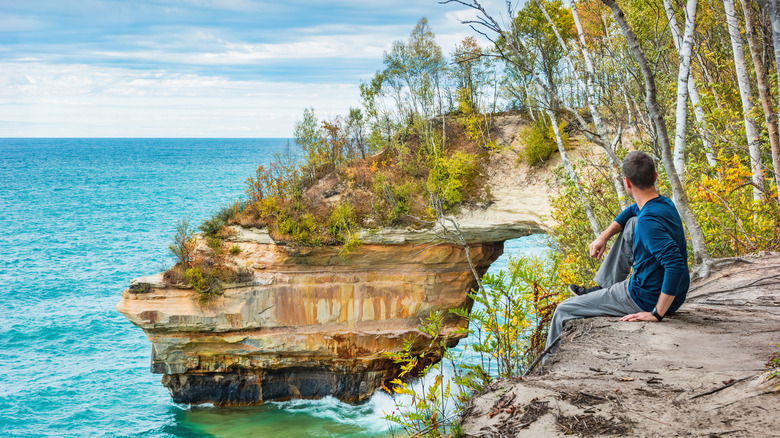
[328,201,362,256]
[229,244,242,255]
[458,112,496,149]
[169,219,196,270]
[427,151,479,212]
[520,118,567,165]
[206,236,224,254]
[199,201,248,237]
[384,311,458,437]
[185,267,222,303]
[276,212,321,245]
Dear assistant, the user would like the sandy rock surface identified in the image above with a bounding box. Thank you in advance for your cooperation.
[456,114,599,233]
[461,253,780,437]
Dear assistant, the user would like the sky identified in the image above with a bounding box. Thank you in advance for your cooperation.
[0,0,495,137]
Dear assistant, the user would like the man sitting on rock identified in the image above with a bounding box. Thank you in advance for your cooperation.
[544,151,690,357]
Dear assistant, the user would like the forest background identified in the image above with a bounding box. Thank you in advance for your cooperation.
[167,0,780,435]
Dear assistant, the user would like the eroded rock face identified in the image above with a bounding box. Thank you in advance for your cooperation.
[117,227,510,405]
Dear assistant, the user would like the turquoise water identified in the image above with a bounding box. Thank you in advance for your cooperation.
[0,138,549,437]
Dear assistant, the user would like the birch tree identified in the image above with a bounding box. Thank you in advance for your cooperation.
[740,0,779,169]
[442,0,603,237]
[663,0,717,169]
[601,0,714,275]
[535,0,630,209]
[668,0,699,181]
[723,0,765,200]
[548,109,602,234]
[768,0,780,201]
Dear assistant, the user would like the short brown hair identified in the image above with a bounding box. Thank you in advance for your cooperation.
[622,151,656,189]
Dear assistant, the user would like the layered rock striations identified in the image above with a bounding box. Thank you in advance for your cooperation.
[117,224,542,406]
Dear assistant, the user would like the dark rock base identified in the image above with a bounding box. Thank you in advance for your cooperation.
[161,366,393,406]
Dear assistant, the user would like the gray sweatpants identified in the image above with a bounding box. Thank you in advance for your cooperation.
[544,217,642,353]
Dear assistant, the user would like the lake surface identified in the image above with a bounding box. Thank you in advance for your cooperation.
[0,138,549,437]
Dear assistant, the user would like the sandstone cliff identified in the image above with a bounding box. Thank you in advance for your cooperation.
[117,226,528,405]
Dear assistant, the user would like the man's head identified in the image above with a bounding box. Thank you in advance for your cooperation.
[622,151,656,190]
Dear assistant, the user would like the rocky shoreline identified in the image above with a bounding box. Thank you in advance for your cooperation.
[460,253,780,437]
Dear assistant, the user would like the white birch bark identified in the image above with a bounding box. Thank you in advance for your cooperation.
[663,0,717,169]
[548,109,601,237]
[769,0,780,201]
[602,0,713,276]
[523,79,537,121]
[724,0,765,200]
[666,0,698,180]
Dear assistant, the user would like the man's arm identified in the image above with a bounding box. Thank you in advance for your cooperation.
[589,221,623,259]
[591,204,639,259]
[621,292,674,322]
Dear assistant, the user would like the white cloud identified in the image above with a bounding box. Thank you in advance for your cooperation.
[0,62,359,137]
[88,28,415,66]
[0,1,505,138]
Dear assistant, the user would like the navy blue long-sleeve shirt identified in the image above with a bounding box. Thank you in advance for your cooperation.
[614,196,690,314]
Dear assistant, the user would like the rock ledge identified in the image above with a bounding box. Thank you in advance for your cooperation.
[461,253,780,437]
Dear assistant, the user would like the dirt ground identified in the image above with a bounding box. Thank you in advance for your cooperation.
[460,253,780,437]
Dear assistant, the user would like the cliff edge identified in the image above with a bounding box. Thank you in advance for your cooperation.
[460,253,780,437]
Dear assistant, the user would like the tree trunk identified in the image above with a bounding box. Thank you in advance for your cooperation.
[724,0,766,200]
[523,79,537,121]
[547,109,601,237]
[536,0,629,209]
[569,0,629,209]
[663,0,717,168]
[741,0,779,163]
[664,0,700,179]
[769,0,780,201]
[602,0,713,275]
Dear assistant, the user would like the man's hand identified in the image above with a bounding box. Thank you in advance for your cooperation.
[588,221,624,260]
[621,312,659,322]
[589,237,608,259]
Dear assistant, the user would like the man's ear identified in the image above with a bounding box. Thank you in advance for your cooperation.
[624,176,632,189]
[654,171,658,182]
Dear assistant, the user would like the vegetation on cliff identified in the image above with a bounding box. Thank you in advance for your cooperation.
[226,19,502,249]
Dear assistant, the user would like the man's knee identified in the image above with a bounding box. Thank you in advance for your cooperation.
[554,296,581,317]
[623,216,637,242]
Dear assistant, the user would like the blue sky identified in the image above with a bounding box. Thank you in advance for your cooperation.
[0,0,491,137]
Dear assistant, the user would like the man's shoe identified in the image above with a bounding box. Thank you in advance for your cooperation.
[568,284,602,296]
